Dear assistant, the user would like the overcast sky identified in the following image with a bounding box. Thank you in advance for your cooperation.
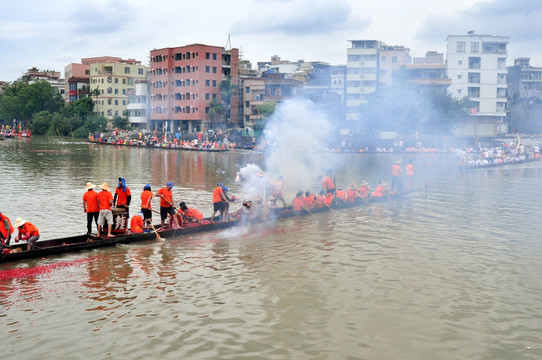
[1,0,541,81]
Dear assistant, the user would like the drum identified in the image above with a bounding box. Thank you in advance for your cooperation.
[111,207,128,235]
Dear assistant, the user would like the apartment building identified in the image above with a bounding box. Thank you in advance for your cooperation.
[86,57,147,121]
[19,67,65,96]
[149,44,239,133]
[446,33,509,135]
[403,51,451,93]
[65,63,90,103]
[507,57,542,133]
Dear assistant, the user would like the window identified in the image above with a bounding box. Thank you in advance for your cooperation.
[114,89,118,94]
[212,66,217,73]
[212,80,217,87]
[115,99,118,105]
[471,42,479,53]
[114,78,118,84]
[107,87,112,94]
[69,83,77,91]
[457,89,462,94]
[175,80,182,87]
[205,93,210,100]
[205,107,210,114]
[175,53,182,61]
[206,80,210,86]
[458,60,462,66]
[458,74,462,80]
[122,89,126,94]
[468,87,480,98]
[115,110,119,116]
[206,66,210,73]
[497,73,506,84]
[206,52,210,59]
[245,101,250,108]
[456,41,466,53]
[122,100,126,105]
[468,72,480,84]
[186,52,190,60]
[212,94,216,99]
[245,87,250,93]
[212,53,217,60]
[175,93,182,100]
[107,99,112,105]
[347,55,361,62]
[468,57,481,69]
[138,68,144,75]
[122,79,126,84]
[125,67,130,74]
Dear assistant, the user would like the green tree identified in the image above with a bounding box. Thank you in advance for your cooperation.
[31,111,53,134]
[208,98,225,129]
[70,97,95,120]
[253,101,277,131]
[219,76,238,128]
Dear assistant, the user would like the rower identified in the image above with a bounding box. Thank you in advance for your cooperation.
[0,211,14,250]
[405,159,415,190]
[293,191,310,212]
[211,183,230,222]
[268,176,287,208]
[335,188,346,204]
[130,211,145,233]
[359,181,370,199]
[156,182,175,229]
[371,180,388,198]
[179,202,203,224]
[346,182,358,202]
[114,177,132,218]
[14,218,40,251]
[391,161,403,193]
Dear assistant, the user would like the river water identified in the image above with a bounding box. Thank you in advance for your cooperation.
[1,136,541,359]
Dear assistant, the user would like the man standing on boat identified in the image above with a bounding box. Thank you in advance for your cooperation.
[156,182,175,229]
[97,182,114,237]
[140,184,153,225]
[114,177,131,218]
[405,159,415,190]
[211,183,230,222]
[0,211,14,250]
[83,182,99,235]
[321,170,336,196]
[391,161,403,193]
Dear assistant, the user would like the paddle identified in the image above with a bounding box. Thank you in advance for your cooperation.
[150,222,161,240]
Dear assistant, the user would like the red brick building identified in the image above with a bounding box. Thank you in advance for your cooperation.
[150,44,239,133]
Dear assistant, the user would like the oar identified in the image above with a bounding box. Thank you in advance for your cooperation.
[150,222,161,240]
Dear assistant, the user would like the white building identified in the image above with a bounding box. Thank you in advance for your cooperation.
[127,79,150,128]
[446,33,509,136]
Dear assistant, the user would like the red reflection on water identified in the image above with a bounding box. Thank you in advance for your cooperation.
[0,258,90,281]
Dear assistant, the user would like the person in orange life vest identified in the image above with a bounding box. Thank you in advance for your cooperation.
[211,183,230,222]
[391,161,403,192]
[140,184,153,225]
[371,180,388,198]
[335,189,346,205]
[130,211,145,233]
[0,211,14,249]
[304,191,315,208]
[83,182,100,235]
[268,176,287,208]
[97,182,114,237]
[179,202,203,223]
[405,159,415,190]
[346,183,359,202]
[14,218,40,251]
[292,191,311,212]
[156,182,175,229]
[359,181,370,199]
[321,171,335,195]
[114,177,131,218]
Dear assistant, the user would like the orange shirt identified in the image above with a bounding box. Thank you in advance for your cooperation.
[0,214,14,239]
[392,164,401,176]
[321,176,335,191]
[157,188,173,207]
[293,197,305,211]
[336,189,346,200]
[359,186,369,198]
[406,164,415,176]
[97,190,113,210]
[346,189,358,202]
[115,186,131,206]
[212,186,225,203]
[141,190,153,210]
[371,185,385,198]
[83,190,100,212]
[324,193,333,205]
[185,208,203,221]
[303,195,315,207]
[19,222,39,238]
[130,215,144,233]
[314,196,325,207]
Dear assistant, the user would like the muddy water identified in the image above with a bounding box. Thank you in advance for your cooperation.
[1,137,541,359]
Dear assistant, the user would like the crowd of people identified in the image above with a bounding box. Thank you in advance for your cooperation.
[456,137,541,167]
[1,161,418,254]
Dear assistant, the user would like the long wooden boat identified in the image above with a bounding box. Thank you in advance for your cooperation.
[459,155,541,170]
[89,139,229,152]
[0,189,420,264]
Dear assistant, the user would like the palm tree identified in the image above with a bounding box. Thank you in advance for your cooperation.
[208,98,225,130]
[219,77,238,128]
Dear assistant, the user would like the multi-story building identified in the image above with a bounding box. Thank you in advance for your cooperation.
[446,33,509,136]
[507,57,542,133]
[241,72,303,131]
[149,44,239,133]
[403,51,451,93]
[127,76,150,129]
[346,40,411,132]
[65,63,90,103]
[87,57,147,121]
[18,68,65,97]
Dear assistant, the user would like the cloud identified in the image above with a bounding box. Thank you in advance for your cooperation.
[417,0,542,49]
[0,21,45,40]
[230,0,369,36]
[71,0,133,35]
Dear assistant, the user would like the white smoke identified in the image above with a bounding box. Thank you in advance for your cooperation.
[263,98,334,189]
